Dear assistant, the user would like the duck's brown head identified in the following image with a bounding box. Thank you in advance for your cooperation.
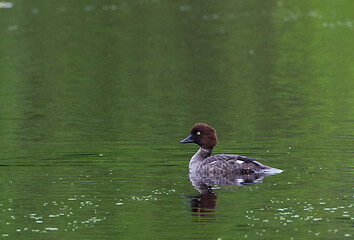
[180,123,218,149]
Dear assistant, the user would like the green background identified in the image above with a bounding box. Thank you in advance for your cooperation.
[0,0,353,239]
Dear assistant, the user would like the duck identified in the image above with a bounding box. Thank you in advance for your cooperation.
[180,123,283,175]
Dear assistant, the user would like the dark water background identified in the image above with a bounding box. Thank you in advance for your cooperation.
[0,0,353,239]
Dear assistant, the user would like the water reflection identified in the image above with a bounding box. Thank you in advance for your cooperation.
[189,185,217,220]
[188,172,279,220]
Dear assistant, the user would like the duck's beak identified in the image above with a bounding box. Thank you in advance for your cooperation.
[180,134,194,143]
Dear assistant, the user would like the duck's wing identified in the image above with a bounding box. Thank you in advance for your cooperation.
[236,155,262,162]
[204,154,259,164]
[202,154,279,173]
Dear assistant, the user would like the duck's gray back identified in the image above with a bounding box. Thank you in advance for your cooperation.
[198,154,281,174]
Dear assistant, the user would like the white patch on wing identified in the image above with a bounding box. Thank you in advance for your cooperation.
[236,160,244,164]
[237,179,244,184]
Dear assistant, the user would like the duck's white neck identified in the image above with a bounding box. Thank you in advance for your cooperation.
[189,147,213,172]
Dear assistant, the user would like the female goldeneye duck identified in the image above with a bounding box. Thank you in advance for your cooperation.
[181,123,283,174]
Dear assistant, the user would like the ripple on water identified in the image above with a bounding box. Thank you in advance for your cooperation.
[0,186,179,236]
[243,195,353,238]
[0,2,13,9]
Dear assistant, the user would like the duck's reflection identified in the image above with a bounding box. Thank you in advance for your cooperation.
[189,183,218,220]
[187,171,278,220]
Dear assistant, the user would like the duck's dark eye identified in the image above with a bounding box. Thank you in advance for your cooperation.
[196,131,201,136]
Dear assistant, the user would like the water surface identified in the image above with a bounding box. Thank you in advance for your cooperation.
[0,0,353,239]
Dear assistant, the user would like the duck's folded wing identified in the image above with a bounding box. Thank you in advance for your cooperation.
[205,154,260,163]
[202,154,277,173]
[236,155,262,162]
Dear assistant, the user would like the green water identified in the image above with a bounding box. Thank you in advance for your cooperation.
[0,0,353,239]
